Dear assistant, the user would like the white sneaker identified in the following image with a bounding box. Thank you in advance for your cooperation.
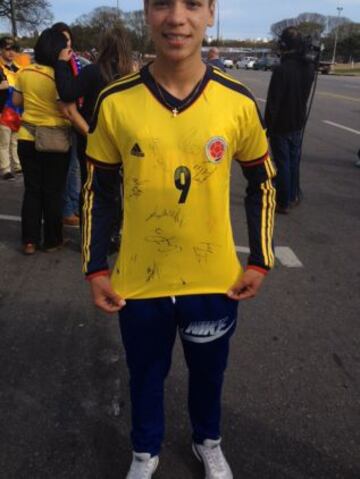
[126,452,159,479]
[193,439,233,479]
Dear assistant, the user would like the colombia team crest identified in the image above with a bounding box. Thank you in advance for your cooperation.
[205,137,227,164]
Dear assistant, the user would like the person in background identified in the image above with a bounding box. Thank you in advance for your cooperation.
[83,1,276,477]
[51,22,82,227]
[0,36,22,180]
[13,29,72,255]
[265,26,315,214]
[207,46,225,72]
[55,26,133,252]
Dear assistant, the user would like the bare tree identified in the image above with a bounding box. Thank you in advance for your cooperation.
[75,6,124,32]
[123,10,149,53]
[0,0,53,36]
[270,12,351,39]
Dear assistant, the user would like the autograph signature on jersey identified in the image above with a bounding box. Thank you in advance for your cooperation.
[145,207,184,227]
[193,241,219,263]
[145,262,161,282]
[145,228,183,254]
[127,178,149,199]
[193,163,217,184]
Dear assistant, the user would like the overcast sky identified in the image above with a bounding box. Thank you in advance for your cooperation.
[2,1,360,39]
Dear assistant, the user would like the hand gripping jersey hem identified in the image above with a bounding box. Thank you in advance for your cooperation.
[109,287,237,301]
[109,271,245,300]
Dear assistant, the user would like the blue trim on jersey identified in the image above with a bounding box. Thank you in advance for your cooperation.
[82,162,121,275]
[89,73,142,133]
[241,159,276,270]
[141,62,212,115]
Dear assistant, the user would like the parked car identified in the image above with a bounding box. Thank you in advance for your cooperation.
[236,56,256,69]
[245,58,257,69]
[253,57,280,71]
[223,58,234,69]
[318,61,333,74]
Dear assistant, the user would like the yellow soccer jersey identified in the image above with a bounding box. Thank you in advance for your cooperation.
[0,59,21,87]
[14,64,69,141]
[84,65,275,299]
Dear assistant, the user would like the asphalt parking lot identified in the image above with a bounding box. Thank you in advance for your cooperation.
[0,70,359,479]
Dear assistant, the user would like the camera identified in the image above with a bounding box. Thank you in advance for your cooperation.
[278,27,322,65]
[301,35,322,64]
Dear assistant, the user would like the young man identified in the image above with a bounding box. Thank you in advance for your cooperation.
[0,36,22,180]
[83,1,276,478]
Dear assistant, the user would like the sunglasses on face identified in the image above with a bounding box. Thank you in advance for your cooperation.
[4,46,18,52]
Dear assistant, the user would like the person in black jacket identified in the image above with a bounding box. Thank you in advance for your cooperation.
[55,26,133,251]
[265,27,315,213]
[55,25,133,187]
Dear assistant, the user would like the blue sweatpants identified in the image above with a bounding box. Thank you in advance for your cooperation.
[119,294,238,456]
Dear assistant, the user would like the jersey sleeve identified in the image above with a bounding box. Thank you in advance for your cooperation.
[82,162,121,276]
[235,100,268,165]
[241,154,276,273]
[235,99,276,273]
[86,99,122,166]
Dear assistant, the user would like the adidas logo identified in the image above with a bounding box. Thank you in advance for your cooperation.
[130,143,145,158]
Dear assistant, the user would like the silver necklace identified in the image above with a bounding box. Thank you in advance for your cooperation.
[154,78,203,117]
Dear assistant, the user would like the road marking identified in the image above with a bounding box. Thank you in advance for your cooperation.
[323,121,360,136]
[235,246,303,268]
[317,91,360,103]
[0,214,21,222]
[274,247,303,268]
[257,98,266,103]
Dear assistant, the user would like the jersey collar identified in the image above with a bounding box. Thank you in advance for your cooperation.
[141,63,212,116]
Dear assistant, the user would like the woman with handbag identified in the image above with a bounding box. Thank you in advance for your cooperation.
[12,29,76,255]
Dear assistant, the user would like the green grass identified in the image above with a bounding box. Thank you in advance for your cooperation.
[332,63,360,75]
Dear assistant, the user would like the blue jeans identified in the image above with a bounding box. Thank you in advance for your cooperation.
[63,132,80,217]
[119,294,238,456]
[270,131,302,208]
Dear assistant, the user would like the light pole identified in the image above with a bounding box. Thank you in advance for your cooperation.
[216,0,220,44]
[332,6,343,64]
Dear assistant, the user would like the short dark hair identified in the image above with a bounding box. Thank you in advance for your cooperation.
[0,36,16,49]
[51,22,73,45]
[280,27,303,52]
[34,29,68,67]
